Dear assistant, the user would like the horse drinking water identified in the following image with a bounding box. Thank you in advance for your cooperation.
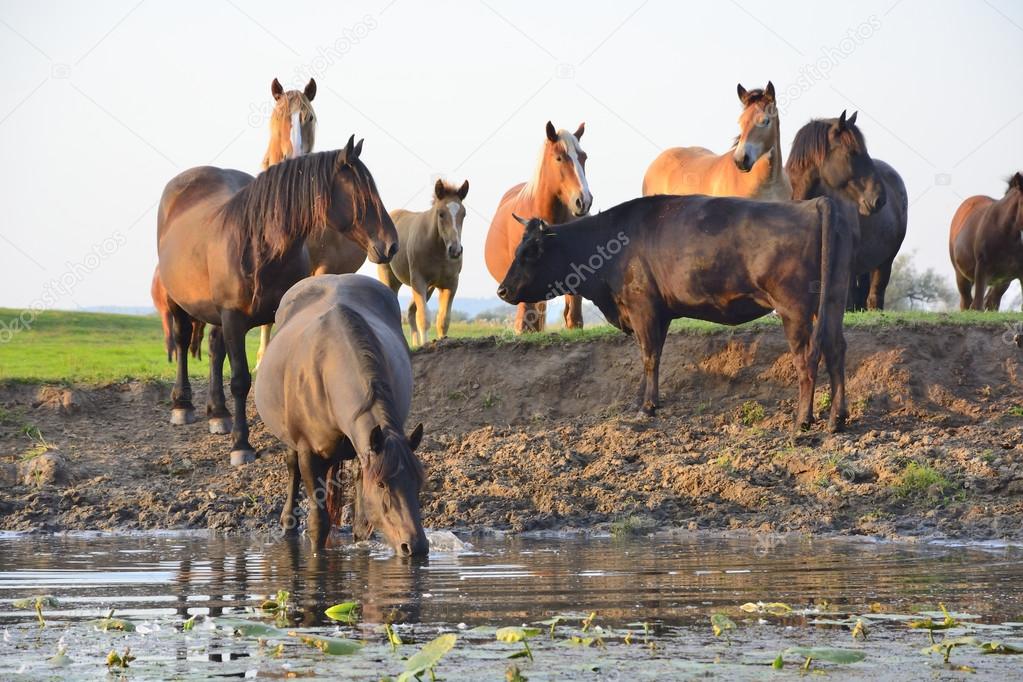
[156,136,397,466]
[485,121,592,333]
[254,274,428,556]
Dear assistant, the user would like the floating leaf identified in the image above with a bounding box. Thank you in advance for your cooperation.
[496,627,542,643]
[922,636,979,664]
[397,633,457,682]
[49,646,71,667]
[787,647,866,667]
[93,617,136,632]
[979,640,1023,655]
[535,616,565,638]
[324,601,361,624]
[740,601,792,615]
[13,595,59,627]
[566,635,596,647]
[295,633,362,656]
[215,617,285,638]
[711,613,736,638]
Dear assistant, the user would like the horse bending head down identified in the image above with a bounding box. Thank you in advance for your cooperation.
[733,81,778,172]
[263,77,317,169]
[541,121,592,217]
[432,179,469,260]
[787,110,887,216]
[357,422,428,557]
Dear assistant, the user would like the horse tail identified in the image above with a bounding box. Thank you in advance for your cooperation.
[810,197,838,364]
[160,309,176,362]
[189,321,206,360]
[325,457,345,530]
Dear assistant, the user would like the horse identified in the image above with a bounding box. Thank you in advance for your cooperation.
[484,121,592,333]
[378,179,469,346]
[150,267,204,362]
[949,172,1023,310]
[497,195,856,432]
[254,274,428,556]
[786,111,908,310]
[156,136,398,467]
[642,82,791,202]
[255,77,367,366]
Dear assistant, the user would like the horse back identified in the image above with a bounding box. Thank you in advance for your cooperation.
[157,166,252,240]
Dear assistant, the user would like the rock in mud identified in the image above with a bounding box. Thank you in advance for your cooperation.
[18,451,69,487]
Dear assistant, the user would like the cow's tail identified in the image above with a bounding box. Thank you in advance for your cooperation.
[325,458,345,530]
[810,197,838,365]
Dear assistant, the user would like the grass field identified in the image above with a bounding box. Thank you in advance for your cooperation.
[0,307,1018,384]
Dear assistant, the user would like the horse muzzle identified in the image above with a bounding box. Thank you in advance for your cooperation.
[447,244,463,260]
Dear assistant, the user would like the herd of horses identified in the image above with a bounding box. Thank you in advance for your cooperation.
[151,78,1023,556]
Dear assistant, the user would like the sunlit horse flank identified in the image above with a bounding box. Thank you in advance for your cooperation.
[485,121,592,333]
[642,82,791,201]
[379,179,470,346]
[156,136,397,467]
[254,274,429,556]
[255,77,369,366]
[949,172,1023,311]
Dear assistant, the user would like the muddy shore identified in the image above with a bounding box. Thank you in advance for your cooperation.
[2,324,1022,541]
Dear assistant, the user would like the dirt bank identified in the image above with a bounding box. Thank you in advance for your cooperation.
[2,324,1022,540]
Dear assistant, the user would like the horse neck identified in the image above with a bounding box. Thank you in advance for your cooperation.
[527,157,573,224]
[765,119,785,183]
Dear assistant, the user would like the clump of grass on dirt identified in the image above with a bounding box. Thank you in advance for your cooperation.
[893,462,954,500]
[737,400,765,426]
[610,515,657,538]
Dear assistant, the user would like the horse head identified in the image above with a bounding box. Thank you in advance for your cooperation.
[432,179,469,260]
[733,81,778,172]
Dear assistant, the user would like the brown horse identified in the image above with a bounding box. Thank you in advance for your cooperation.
[642,82,791,201]
[157,136,397,466]
[949,172,1023,310]
[378,179,469,346]
[150,268,204,362]
[255,274,428,556]
[255,78,368,366]
[786,111,907,310]
[485,121,592,333]
[498,195,855,432]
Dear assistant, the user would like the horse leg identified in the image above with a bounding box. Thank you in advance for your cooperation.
[280,448,301,536]
[955,271,973,310]
[205,326,232,435]
[515,302,543,334]
[983,280,1010,311]
[563,294,584,329]
[297,448,330,551]
[220,310,255,466]
[821,311,848,433]
[780,312,816,431]
[436,286,457,339]
[411,284,429,347]
[866,260,893,310]
[169,305,196,425]
[634,312,669,416]
[255,324,272,370]
[970,264,987,311]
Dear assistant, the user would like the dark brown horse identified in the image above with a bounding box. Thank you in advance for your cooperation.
[254,274,428,556]
[786,111,908,310]
[497,195,855,431]
[157,136,397,466]
[949,172,1023,310]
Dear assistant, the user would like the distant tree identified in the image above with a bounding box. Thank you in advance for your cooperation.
[883,254,957,311]
[473,307,515,323]
[448,309,469,323]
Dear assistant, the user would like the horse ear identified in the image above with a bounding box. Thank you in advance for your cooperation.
[737,83,748,104]
[1011,172,1023,191]
[304,78,317,101]
[512,213,530,227]
[837,110,848,130]
[353,138,364,160]
[457,179,469,200]
[339,134,356,166]
[574,122,585,140]
[847,111,858,127]
[545,120,558,143]
[434,179,446,200]
[765,81,775,101]
[271,78,284,101]
[369,425,384,453]
[407,423,424,451]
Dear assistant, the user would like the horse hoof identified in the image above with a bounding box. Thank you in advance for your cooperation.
[170,408,196,426]
[208,417,233,435]
[230,450,257,467]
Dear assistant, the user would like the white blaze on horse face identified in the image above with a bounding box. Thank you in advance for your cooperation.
[562,133,591,214]
[445,201,463,253]
[289,111,302,159]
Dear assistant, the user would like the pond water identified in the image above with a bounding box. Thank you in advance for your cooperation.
[1,531,1021,680]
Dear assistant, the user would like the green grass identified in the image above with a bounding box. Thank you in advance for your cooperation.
[893,462,954,500]
[0,307,1018,384]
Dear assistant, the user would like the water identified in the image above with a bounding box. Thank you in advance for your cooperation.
[1,532,1021,679]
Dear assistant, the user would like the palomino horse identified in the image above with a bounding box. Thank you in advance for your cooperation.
[642,82,791,201]
[150,269,204,362]
[949,172,1023,310]
[485,121,592,333]
[498,195,855,432]
[157,137,397,466]
[255,274,428,555]
[255,77,367,366]
[378,179,469,346]
[786,111,907,310]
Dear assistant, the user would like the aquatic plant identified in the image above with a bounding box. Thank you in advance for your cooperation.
[105,647,135,669]
[12,595,58,628]
[324,600,360,625]
[785,646,866,670]
[710,613,736,643]
[397,632,456,681]
[496,626,541,661]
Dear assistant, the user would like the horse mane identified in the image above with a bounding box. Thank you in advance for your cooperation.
[221,150,340,265]
[431,181,464,205]
[522,129,580,200]
[1007,172,1023,195]
[786,118,867,178]
[335,304,424,487]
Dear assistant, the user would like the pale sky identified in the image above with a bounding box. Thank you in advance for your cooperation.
[1,0,1021,311]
